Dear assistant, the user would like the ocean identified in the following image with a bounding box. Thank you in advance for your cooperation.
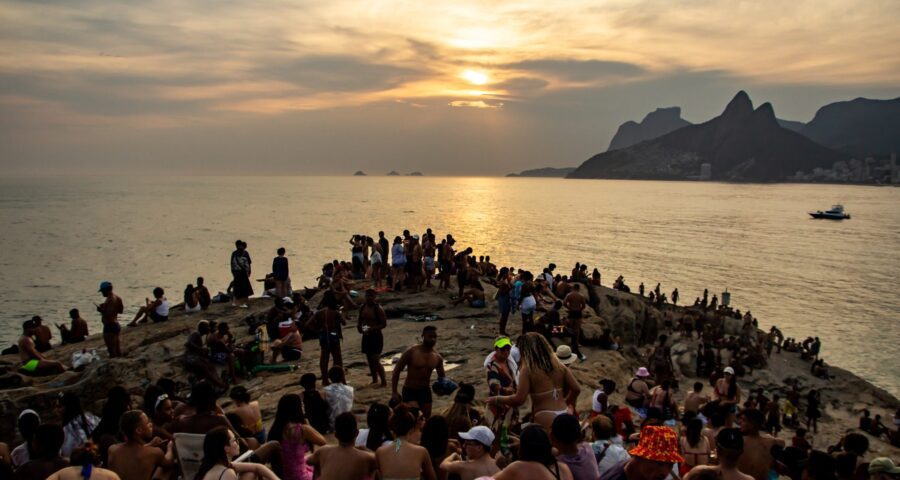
[1,175,898,396]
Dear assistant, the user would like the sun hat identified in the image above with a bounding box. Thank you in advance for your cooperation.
[494,337,512,349]
[628,425,684,463]
[723,366,735,375]
[98,281,112,292]
[556,345,577,365]
[459,426,495,449]
[869,458,900,474]
[636,367,650,378]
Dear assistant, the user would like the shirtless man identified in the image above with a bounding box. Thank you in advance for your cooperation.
[97,281,124,358]
[684,428,753,480]
[31,316,53,352]
[391,325,446,418]
[310,290,346,385]
[563,283,588,361]
[423,235,436,288]
[684,382,710,416]
[409,235,425,292]
[440,426,500,480]
[270,320,302,363]
[358,289,387,386]
[736,409,784,480]
[18,320,65,376]
[182,320,226,389]
[108,410,175,480]
[57,309,88,344]
[439,237,455,290]
[308,412,376,480]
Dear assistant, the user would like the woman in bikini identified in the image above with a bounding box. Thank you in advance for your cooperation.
[375,406,436,480]
[493,425,573,480]
[268,393,326,480]
[486,332,580,431]
[679,417,711,474]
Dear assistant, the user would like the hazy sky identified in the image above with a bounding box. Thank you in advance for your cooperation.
[2,0,899,175]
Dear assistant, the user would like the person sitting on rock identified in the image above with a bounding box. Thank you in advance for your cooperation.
[108,410,175,480]
[56,308,89,344]
[17,319,65,376]
[453,286,486,308]
[270,318,302,363]
[128,287,170,326]
[182,320,226,389]
[15,424,69,480]
[31,316,53,352]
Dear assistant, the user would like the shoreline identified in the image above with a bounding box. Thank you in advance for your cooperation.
[1,270,898,459]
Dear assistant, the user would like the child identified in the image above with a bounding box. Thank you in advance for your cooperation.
[791,427,812,452]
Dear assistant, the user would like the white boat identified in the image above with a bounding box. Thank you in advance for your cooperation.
[809,204,850,220]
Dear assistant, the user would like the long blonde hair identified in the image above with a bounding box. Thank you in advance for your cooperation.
[518,332,561,374]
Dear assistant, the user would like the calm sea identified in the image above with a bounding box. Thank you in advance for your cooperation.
[1,176,898,396]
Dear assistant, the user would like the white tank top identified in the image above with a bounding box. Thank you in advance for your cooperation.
[155,299,170,316]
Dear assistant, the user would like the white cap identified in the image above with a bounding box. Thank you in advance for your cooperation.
[459,426,495,448]
[723,366,735,375]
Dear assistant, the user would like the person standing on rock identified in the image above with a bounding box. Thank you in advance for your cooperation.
[230,240,252,308]
[272,247,290,299]
[311,290,345,385]
[96,281,124,358]
[358,289,387,386]
[672,288,679,306]
[562,283,588,362]
[391,325,446,418]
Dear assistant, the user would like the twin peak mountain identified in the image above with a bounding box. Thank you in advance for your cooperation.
[569,91,845,182]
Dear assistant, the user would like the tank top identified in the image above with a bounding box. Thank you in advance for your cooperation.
[282,423,312,480]
[155,299,170,316]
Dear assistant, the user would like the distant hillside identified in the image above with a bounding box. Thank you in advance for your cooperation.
[800,97,900,156]
[607,107,691,151]
[777,119,805,132]
[570,91,846,182]
[506,167,576,177]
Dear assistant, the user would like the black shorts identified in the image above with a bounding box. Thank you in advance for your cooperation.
[362,331,384,356]
[282,347,302,361]
[457,272,467,287]
[103,322,121,335]
[232,271,254,298]
[150,311,168,323]
[402,386,433,406]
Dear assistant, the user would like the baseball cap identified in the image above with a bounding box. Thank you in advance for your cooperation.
[459,426,495,449]
[98,281,112,291]
[869,458,900,474]
[723,366,735,375]
[716,427,743,451]
[494,337,512,349]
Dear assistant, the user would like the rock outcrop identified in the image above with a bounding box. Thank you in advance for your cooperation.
[569,91,846,182]
[505,167,576,178]
[607,107,691,151]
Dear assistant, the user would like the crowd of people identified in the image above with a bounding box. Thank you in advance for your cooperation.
[3,230,899,480]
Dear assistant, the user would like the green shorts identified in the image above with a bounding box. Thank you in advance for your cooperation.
[22,359,39,372]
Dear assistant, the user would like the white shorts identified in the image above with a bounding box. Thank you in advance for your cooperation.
[521,295,536,314]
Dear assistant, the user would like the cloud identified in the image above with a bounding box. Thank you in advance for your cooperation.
[255,55,429,92]
[504,59,645,83]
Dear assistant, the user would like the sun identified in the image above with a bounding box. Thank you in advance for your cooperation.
[461,70,489,86]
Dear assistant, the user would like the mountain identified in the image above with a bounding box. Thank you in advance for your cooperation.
[608,106,804,150]
[569,91,846,182]
[800,97,900,156]
[607,107,691,151]
[506,167,576,177]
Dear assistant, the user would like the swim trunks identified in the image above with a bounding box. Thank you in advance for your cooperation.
[402,385,433,406]
[319,332,341,352]
[282,347,302,361]
[103,322,121,335]
[424,257,435,271]
[22,359,39,372]
[361,331,384,356]
[567,309,583,320]
[498,294,511,315]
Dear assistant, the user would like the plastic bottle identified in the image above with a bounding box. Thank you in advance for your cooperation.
[499,424,510,456]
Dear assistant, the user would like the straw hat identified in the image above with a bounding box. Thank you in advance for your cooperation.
[555,345,577,365]
[628,426,684,463]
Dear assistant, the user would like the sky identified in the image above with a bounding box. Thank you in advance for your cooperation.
[1,0,899,175]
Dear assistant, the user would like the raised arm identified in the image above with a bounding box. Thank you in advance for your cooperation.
[303,423,327,447]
